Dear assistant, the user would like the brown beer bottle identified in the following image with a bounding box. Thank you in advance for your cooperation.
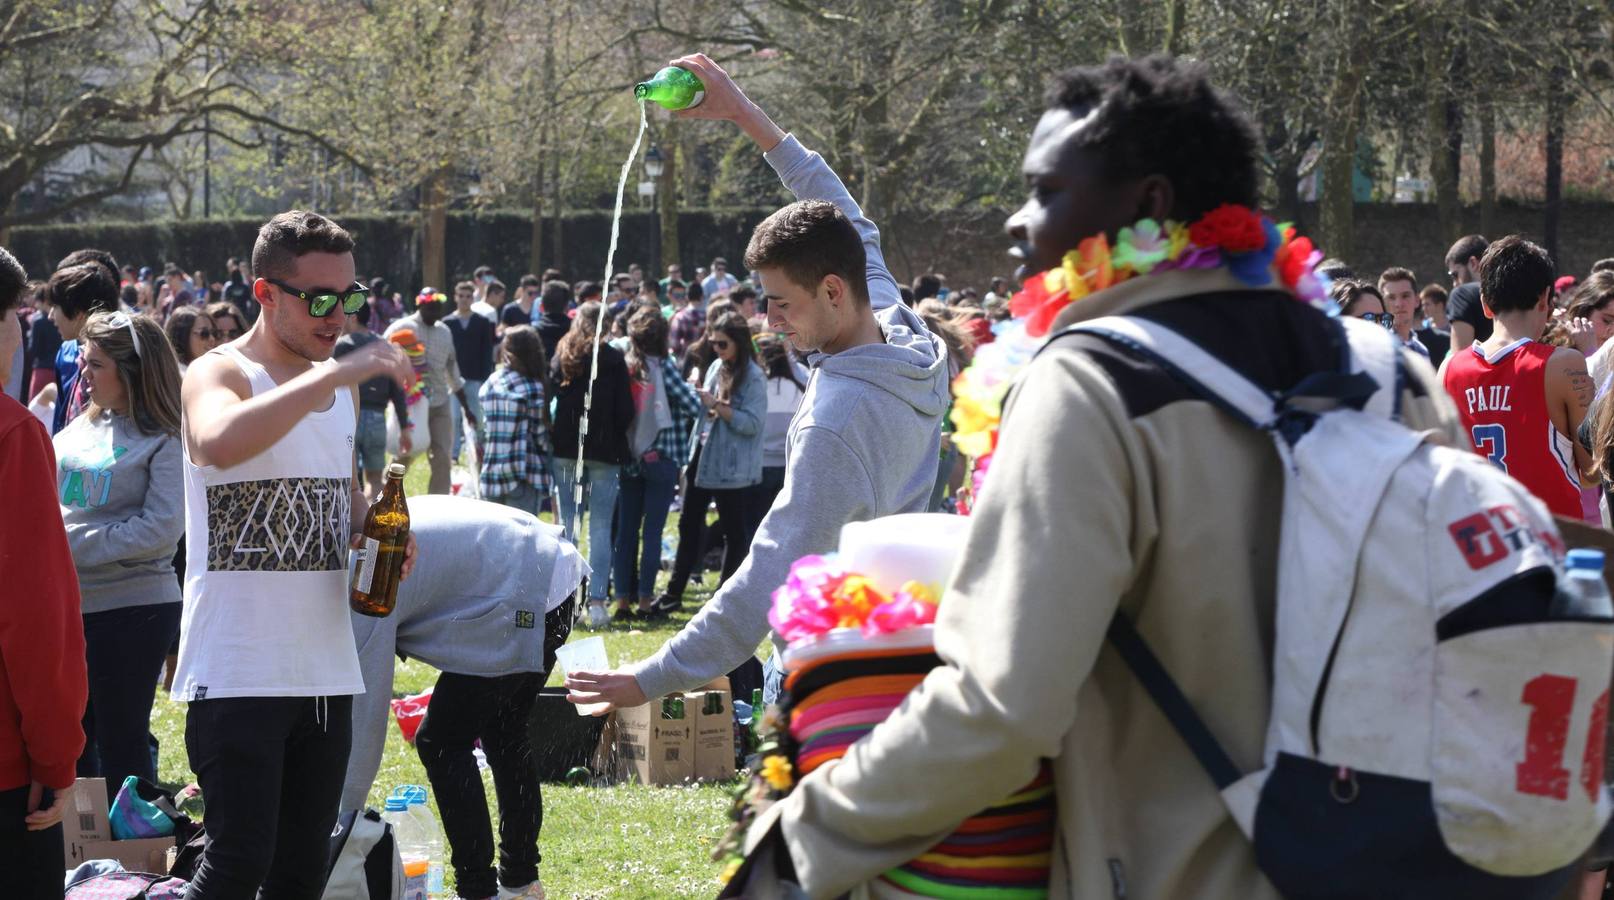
[350,463,409,617]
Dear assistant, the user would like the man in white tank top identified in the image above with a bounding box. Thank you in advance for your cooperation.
[174,210,416,899]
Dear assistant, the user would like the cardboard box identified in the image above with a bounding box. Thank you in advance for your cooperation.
[66,777,111,843]
[62,777,176,873]
[66,836,175,872]
[686,690,737,782]
[615,699,695,785]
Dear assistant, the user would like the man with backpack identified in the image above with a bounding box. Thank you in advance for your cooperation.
[721,57,1609,899]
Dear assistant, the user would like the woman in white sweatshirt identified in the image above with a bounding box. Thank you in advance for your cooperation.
[52,311,184,797]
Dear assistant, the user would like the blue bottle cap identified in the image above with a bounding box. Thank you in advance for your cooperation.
[1567,548,1605,571]
[384,797,409,812]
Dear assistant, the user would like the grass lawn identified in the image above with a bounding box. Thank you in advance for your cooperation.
[150,454,747,898]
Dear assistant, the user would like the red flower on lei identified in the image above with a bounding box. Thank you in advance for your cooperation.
[1009,268,1069,338]
[1189,203,1266,254]
[1274,227,1316,288]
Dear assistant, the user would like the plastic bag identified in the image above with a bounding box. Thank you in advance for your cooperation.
[391,688,433,744]
[450,466,480,499]
[386,402,429,460]
[109,775,175,840]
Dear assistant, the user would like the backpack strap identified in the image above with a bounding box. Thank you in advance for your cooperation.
[1053,314,1398,447]
[1107,612,1241,790]
[1054,315,1279,430]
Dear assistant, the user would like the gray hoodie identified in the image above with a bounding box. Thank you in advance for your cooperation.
[342,494,587,809]
[631,135,950,700]
[53,411,183,615]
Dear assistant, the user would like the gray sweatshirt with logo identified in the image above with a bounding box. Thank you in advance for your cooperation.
[630,135,950,700]
[342,495,587,810]
[53,411,183,615]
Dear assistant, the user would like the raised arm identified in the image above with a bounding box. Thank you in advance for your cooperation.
[184,342,409,469]
[670,53,902,311]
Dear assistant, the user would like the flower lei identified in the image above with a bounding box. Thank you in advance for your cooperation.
[950,205,1327,512]
[768,554,941,643]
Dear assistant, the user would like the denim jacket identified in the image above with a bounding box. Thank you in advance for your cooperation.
[694,360,766,489]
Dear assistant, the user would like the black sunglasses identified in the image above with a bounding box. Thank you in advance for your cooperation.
[269,278,370,317]
[1360,312,1394,328]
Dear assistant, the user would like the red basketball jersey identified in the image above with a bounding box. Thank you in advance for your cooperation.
[1444,338,1581,519]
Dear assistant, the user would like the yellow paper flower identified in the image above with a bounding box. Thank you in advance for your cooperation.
[719,859,742,884]
[762,755,795,791]
[898,580,940,605]
[831,575,887,628]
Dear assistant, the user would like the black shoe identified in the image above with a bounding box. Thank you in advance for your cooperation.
[651,593,682,614]
[611,606,640,623]
[639,604,668,621]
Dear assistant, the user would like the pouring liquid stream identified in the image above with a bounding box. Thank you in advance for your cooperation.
[566,99,647,639]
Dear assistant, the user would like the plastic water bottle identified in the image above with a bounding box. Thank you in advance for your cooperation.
[382,797,429,900]
[392,785,445,897]
[1555,549,1614,618]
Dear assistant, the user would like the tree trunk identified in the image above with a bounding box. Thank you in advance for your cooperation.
[1544,64,1565,262]
[658,120,681,278]
[528,164,544,277]
[1162,0,1187,56]
[1319,9,1365,262]
[550,153,565,279]
[1423,13,1462,244]
[1479,96,1497,237]
[421,167,449,291]
[531,31,555,277]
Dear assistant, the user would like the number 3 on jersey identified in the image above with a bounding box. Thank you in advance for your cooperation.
[1472,423,1508,473]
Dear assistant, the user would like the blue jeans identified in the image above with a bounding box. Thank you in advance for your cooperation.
[613,457,679,601]
[552,460,621,602]
[354,407,388,474]
[493,482,542,515]
[450,378,485,461]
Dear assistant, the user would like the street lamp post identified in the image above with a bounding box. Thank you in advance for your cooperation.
[644,145,665,278]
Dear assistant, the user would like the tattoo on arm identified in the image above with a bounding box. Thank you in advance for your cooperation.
[1569,368,1595,412]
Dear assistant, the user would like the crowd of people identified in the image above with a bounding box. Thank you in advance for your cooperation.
[5,47,1614,900]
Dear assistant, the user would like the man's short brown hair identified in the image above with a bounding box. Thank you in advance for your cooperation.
[251,210,354,282]
[49,262,118,319]
[1378,266,1417,293]
[744,200,867,305]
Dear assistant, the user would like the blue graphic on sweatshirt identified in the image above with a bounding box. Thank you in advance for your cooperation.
[58,442,128,508]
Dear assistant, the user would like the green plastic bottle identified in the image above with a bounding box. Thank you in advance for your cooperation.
[634,66,706,110]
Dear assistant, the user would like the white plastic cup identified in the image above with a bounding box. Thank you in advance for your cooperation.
[554,636,610,717]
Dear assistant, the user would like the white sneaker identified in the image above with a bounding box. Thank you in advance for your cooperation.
[499,879,546,900]
[585,603,610,630]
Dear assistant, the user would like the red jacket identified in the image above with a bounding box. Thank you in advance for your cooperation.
[0,392,86,791]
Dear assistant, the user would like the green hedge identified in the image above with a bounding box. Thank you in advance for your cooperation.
[4,208,772,291]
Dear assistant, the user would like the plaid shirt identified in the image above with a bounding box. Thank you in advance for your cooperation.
[669,306,706,360]
[477,367,552,500]
[654,357,703,466]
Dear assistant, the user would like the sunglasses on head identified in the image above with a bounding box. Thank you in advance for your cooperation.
[269,278,370,317]
[106,311,146,359]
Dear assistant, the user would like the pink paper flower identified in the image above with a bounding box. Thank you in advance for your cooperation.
[769,555,846,642]
[862,581,940,637]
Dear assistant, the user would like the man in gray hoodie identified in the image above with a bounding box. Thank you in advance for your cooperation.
[565,53,949,711]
